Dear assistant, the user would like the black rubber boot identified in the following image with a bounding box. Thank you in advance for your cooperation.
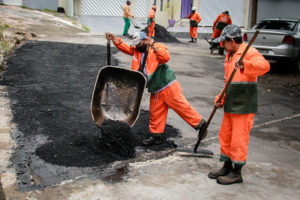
[194,38,197,43]
[198,120,208,142]
[142,135,163,146]
[216,164,243,185]
[188,38,194,43]
[208,160,232,179]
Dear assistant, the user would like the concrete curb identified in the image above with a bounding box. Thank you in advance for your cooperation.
[0,86,17,198]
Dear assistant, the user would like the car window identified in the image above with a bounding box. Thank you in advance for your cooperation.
[255,20,297,31]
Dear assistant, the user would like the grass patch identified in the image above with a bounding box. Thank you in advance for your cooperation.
[43,9,57,13]
[0,24,9,31]
[82,25,90,33]
[1,41,11,51]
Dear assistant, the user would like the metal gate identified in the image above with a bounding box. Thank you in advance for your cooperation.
[81,0,125,16]
[81,0,149,17]
[199,0,247,27]
[135,0,148,18]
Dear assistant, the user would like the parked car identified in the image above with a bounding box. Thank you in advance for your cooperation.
[243,18,300,71]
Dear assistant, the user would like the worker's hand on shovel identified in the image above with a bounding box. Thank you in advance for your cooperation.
[105,32,118,43]
[145,38,158,52]
[214,94,225,108]
[235,59,244,70]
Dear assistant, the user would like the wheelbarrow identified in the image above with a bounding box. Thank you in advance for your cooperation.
[90,40,147,127]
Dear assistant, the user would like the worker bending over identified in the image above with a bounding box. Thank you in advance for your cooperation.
[105,31,207,146]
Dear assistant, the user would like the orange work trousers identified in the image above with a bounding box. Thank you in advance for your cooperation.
[148,22,155,37]
[212,29,223,47]
[190,26,198,38]
[219,113,255,165]
[149,81,203,134]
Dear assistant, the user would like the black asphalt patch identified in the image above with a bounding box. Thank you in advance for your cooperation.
[142,23,180,43]
[0,41,179,190]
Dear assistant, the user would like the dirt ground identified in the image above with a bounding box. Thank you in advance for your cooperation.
[0,5,300,200]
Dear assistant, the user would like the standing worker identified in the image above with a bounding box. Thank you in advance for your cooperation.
[123,1,134,36]
[211,11,232,54]
[187,7,202,43]
[147,5,156,38]
[105,31,207,146]
[208,25,270,185]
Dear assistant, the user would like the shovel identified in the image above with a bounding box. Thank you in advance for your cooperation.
[90,39,147,127]
[194,30,260,153]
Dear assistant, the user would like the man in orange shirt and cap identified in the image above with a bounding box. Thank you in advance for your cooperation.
[208,25,270,185]
[187,7,202,43]
[147,5,156,38]
[105,31,207,146]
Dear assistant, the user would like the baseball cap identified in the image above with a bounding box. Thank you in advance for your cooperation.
[192,7,196,11]
[213,24,242,43]
[131,31,148,46]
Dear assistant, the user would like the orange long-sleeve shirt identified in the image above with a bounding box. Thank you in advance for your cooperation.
[113,38,170,75]
[124,4,133,18]
[213,14,232,30]
[220,42,270,114]
[187,12,202,24]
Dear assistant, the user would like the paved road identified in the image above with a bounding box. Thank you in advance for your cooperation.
[0,35,299,199]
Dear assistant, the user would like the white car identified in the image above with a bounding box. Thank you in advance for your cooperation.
[243,18,300,71]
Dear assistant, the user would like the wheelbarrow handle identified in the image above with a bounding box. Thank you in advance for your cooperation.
[107,39,111,66]
[139,45,150,73]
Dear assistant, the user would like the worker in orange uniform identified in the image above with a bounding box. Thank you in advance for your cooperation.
[105,31,207,146]
[187,7,202,43]
[147,5,156,38]
[208,25,270,185]
[123,1,134,36]
[211,11,232,54]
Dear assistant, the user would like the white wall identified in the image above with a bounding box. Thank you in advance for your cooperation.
[23,0,58,11]
[257,0,300,21]
[3,0,22,6]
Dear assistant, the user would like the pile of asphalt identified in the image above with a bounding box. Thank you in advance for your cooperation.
[142,23,180,43]
[0,41,179,189]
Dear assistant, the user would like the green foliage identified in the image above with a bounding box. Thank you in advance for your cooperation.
[82,25,90,33]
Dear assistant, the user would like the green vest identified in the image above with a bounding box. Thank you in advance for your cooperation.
[147,64,176,93]
[224,82,258,114]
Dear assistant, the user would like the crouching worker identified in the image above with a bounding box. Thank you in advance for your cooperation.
[105,31,207,146]
[209,25,270,185]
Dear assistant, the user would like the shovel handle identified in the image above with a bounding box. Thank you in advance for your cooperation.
[107,40,111,66]
[194,30,260,153]
[139,45,150,73]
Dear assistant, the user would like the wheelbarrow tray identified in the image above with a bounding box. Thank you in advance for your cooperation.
[91,66,147,127]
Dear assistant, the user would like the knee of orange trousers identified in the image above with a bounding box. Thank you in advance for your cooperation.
[219,113,232,157]
[149,94,168,134]
[190,27,197,38]
[212,29,222,39]
[148,27,155,37]
[164,81,203,129]
[229,114,254,162]
[229,113,255,162]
